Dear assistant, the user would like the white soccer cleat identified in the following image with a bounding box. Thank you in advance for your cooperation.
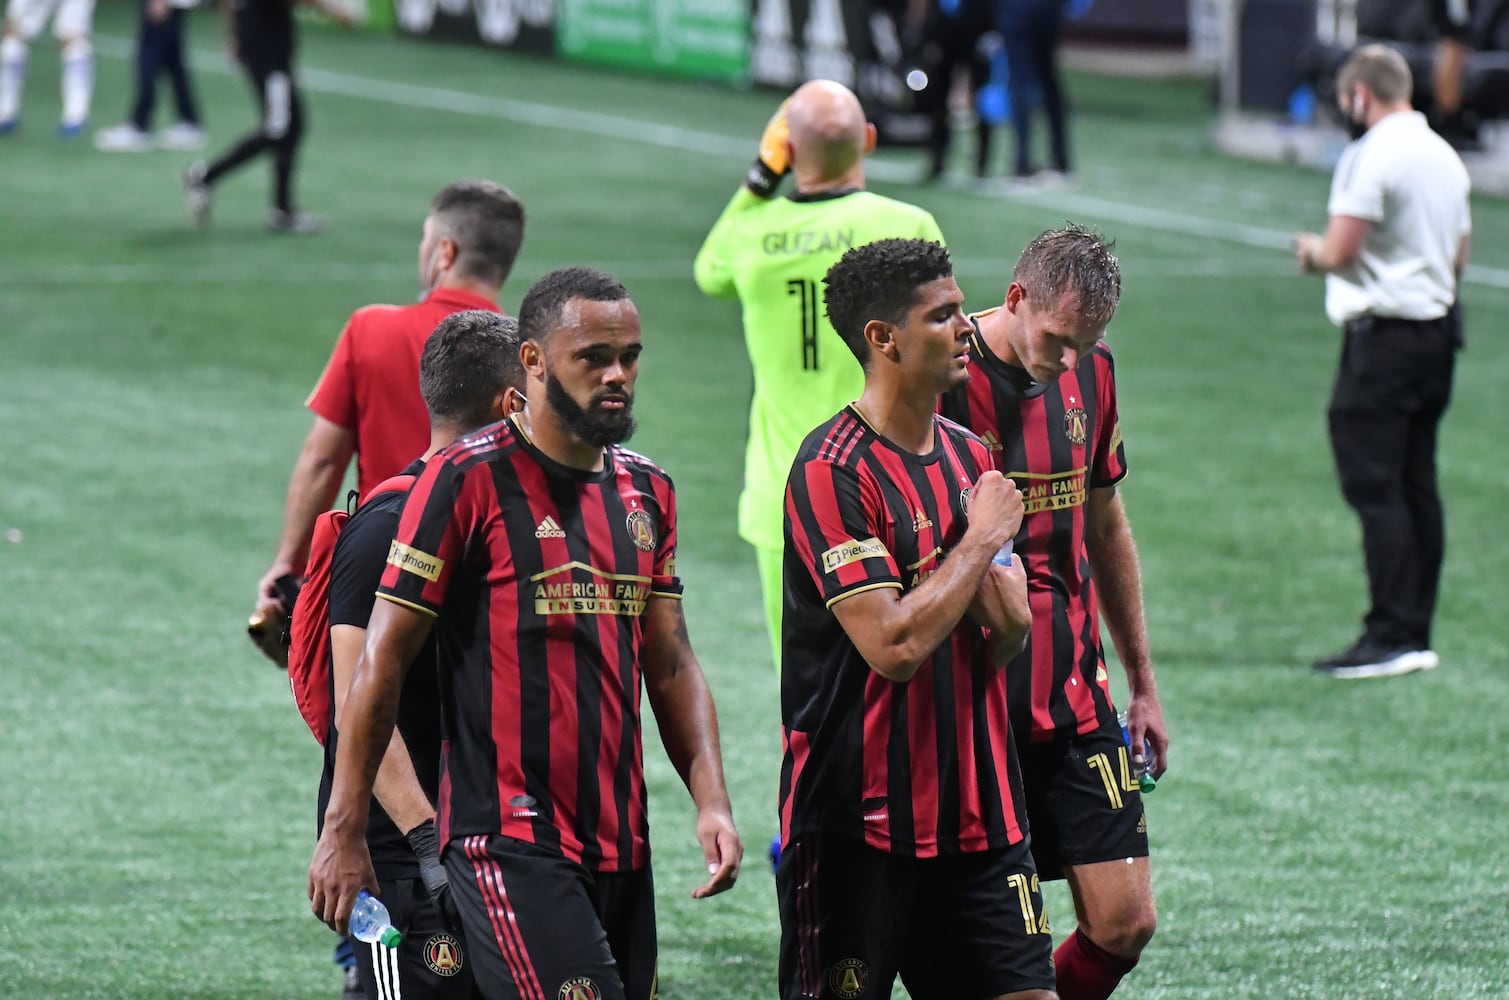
[183,160,211,228]
[156,122,205,151]
[94,123,153,152]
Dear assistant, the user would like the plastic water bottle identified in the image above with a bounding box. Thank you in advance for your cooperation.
[349,890,402,949]
[1117,711,1157,794]
[992,540,1014,567]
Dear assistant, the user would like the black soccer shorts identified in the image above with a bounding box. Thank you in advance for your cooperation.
[776,833,1055,1000]
[355,876,478,1000]
[1018,725,1151,881]
[443,834,657,1000]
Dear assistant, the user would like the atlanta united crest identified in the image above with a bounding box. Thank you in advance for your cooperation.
[423,933,463,976]
[626,509,656,552]
[559,977,602,1000]
[1063,406,1088,446]
[829,958,867,999]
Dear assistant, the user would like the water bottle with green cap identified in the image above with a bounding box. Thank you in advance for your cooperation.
[349,889,403,949]
[1117,710,1156,794]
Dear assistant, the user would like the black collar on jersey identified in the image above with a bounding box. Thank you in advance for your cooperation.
[845,404,948,467]
[788,187,862,203]
[967,323,1051,400]
[508,413,617,484]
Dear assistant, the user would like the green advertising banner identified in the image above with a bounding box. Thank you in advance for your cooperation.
[557,0,750,83]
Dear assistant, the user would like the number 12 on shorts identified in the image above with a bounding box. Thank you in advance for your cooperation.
[1007,872,1051,935]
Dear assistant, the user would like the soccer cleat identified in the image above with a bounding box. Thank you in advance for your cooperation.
[268,209,324,235]
[156,121,205,151]
[94,123,153,152]
[183,160,211,228]
[1312,640,1439,679]
[341,964,362,1000]
[57,120,86,139]
[0,117,17,136]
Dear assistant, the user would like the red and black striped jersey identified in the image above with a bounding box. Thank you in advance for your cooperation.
[779,406,1031,858]
[376,415,682,872]
[938,314,1127,741]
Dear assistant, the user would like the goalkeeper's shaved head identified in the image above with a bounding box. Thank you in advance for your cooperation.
[787,80,872,183]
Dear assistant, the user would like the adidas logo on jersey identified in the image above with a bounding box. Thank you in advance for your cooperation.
[535,516,566,539]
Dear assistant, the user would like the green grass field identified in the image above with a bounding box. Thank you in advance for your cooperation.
[3,7,1508,997]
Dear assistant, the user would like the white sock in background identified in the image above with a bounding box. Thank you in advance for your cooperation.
[60,37,91,127]
[0,36,27,124]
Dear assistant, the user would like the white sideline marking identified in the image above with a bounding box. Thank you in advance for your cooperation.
[91,35,1509,291]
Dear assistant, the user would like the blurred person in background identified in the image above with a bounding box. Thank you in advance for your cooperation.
[0,0,93,135]
[1294,44,1471,679]
[909,0,996,181]
[94,0,203,152]
[181,0,355,232]
[940,226,1164,1000]
[999,0,1071,181]
[1428,0,1480,149]
[252,179,525,628]
[694,79,946,674]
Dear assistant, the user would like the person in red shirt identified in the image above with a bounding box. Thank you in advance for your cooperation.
[254,178,526,622]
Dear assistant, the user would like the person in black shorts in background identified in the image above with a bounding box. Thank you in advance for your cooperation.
[322,310,525,999]
[778,237,1054,1000]
[183,0,353,232]
[309,267,743,1000]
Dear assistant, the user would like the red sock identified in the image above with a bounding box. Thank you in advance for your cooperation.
[1054,927,1139,1000]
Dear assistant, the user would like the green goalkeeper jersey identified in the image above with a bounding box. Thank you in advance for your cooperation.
[694,187,946,550]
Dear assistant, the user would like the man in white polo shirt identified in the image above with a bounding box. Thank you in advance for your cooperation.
[1294,43,1471,679]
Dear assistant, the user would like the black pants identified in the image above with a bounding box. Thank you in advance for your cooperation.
[203,53,304,213]
[1328,311,1458,649]
[1000,0,1068,174]
[918,8,994,178]
[130,1,199,130]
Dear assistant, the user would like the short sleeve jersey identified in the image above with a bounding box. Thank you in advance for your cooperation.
[376,416,682,872]
[779,407,1030,858]
[693,187,948,551]
[939,321,1127,741]
[316,461,441,879]
[1324,112,1470,325]
[306,288,501,498]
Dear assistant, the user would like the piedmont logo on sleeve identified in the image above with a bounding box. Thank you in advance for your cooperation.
[821,536,888,574]
[386,540,444,581]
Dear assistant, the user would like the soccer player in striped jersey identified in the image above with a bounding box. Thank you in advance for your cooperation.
[779,238,1056,1000]
[310,267,742,1000]
[939,226,1166,1000]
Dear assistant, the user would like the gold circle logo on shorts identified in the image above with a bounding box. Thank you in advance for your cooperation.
[558,977,602,1000]
[829,958,867,999]
[423,933,463,977]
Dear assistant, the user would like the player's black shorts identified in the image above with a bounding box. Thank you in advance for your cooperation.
[355,876,479,1000]
[443,834,657,1000]
[1018,725,1150,881]
[776,833,1055,1000]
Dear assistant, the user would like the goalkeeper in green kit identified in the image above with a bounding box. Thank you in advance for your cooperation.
[694,80,946,672]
